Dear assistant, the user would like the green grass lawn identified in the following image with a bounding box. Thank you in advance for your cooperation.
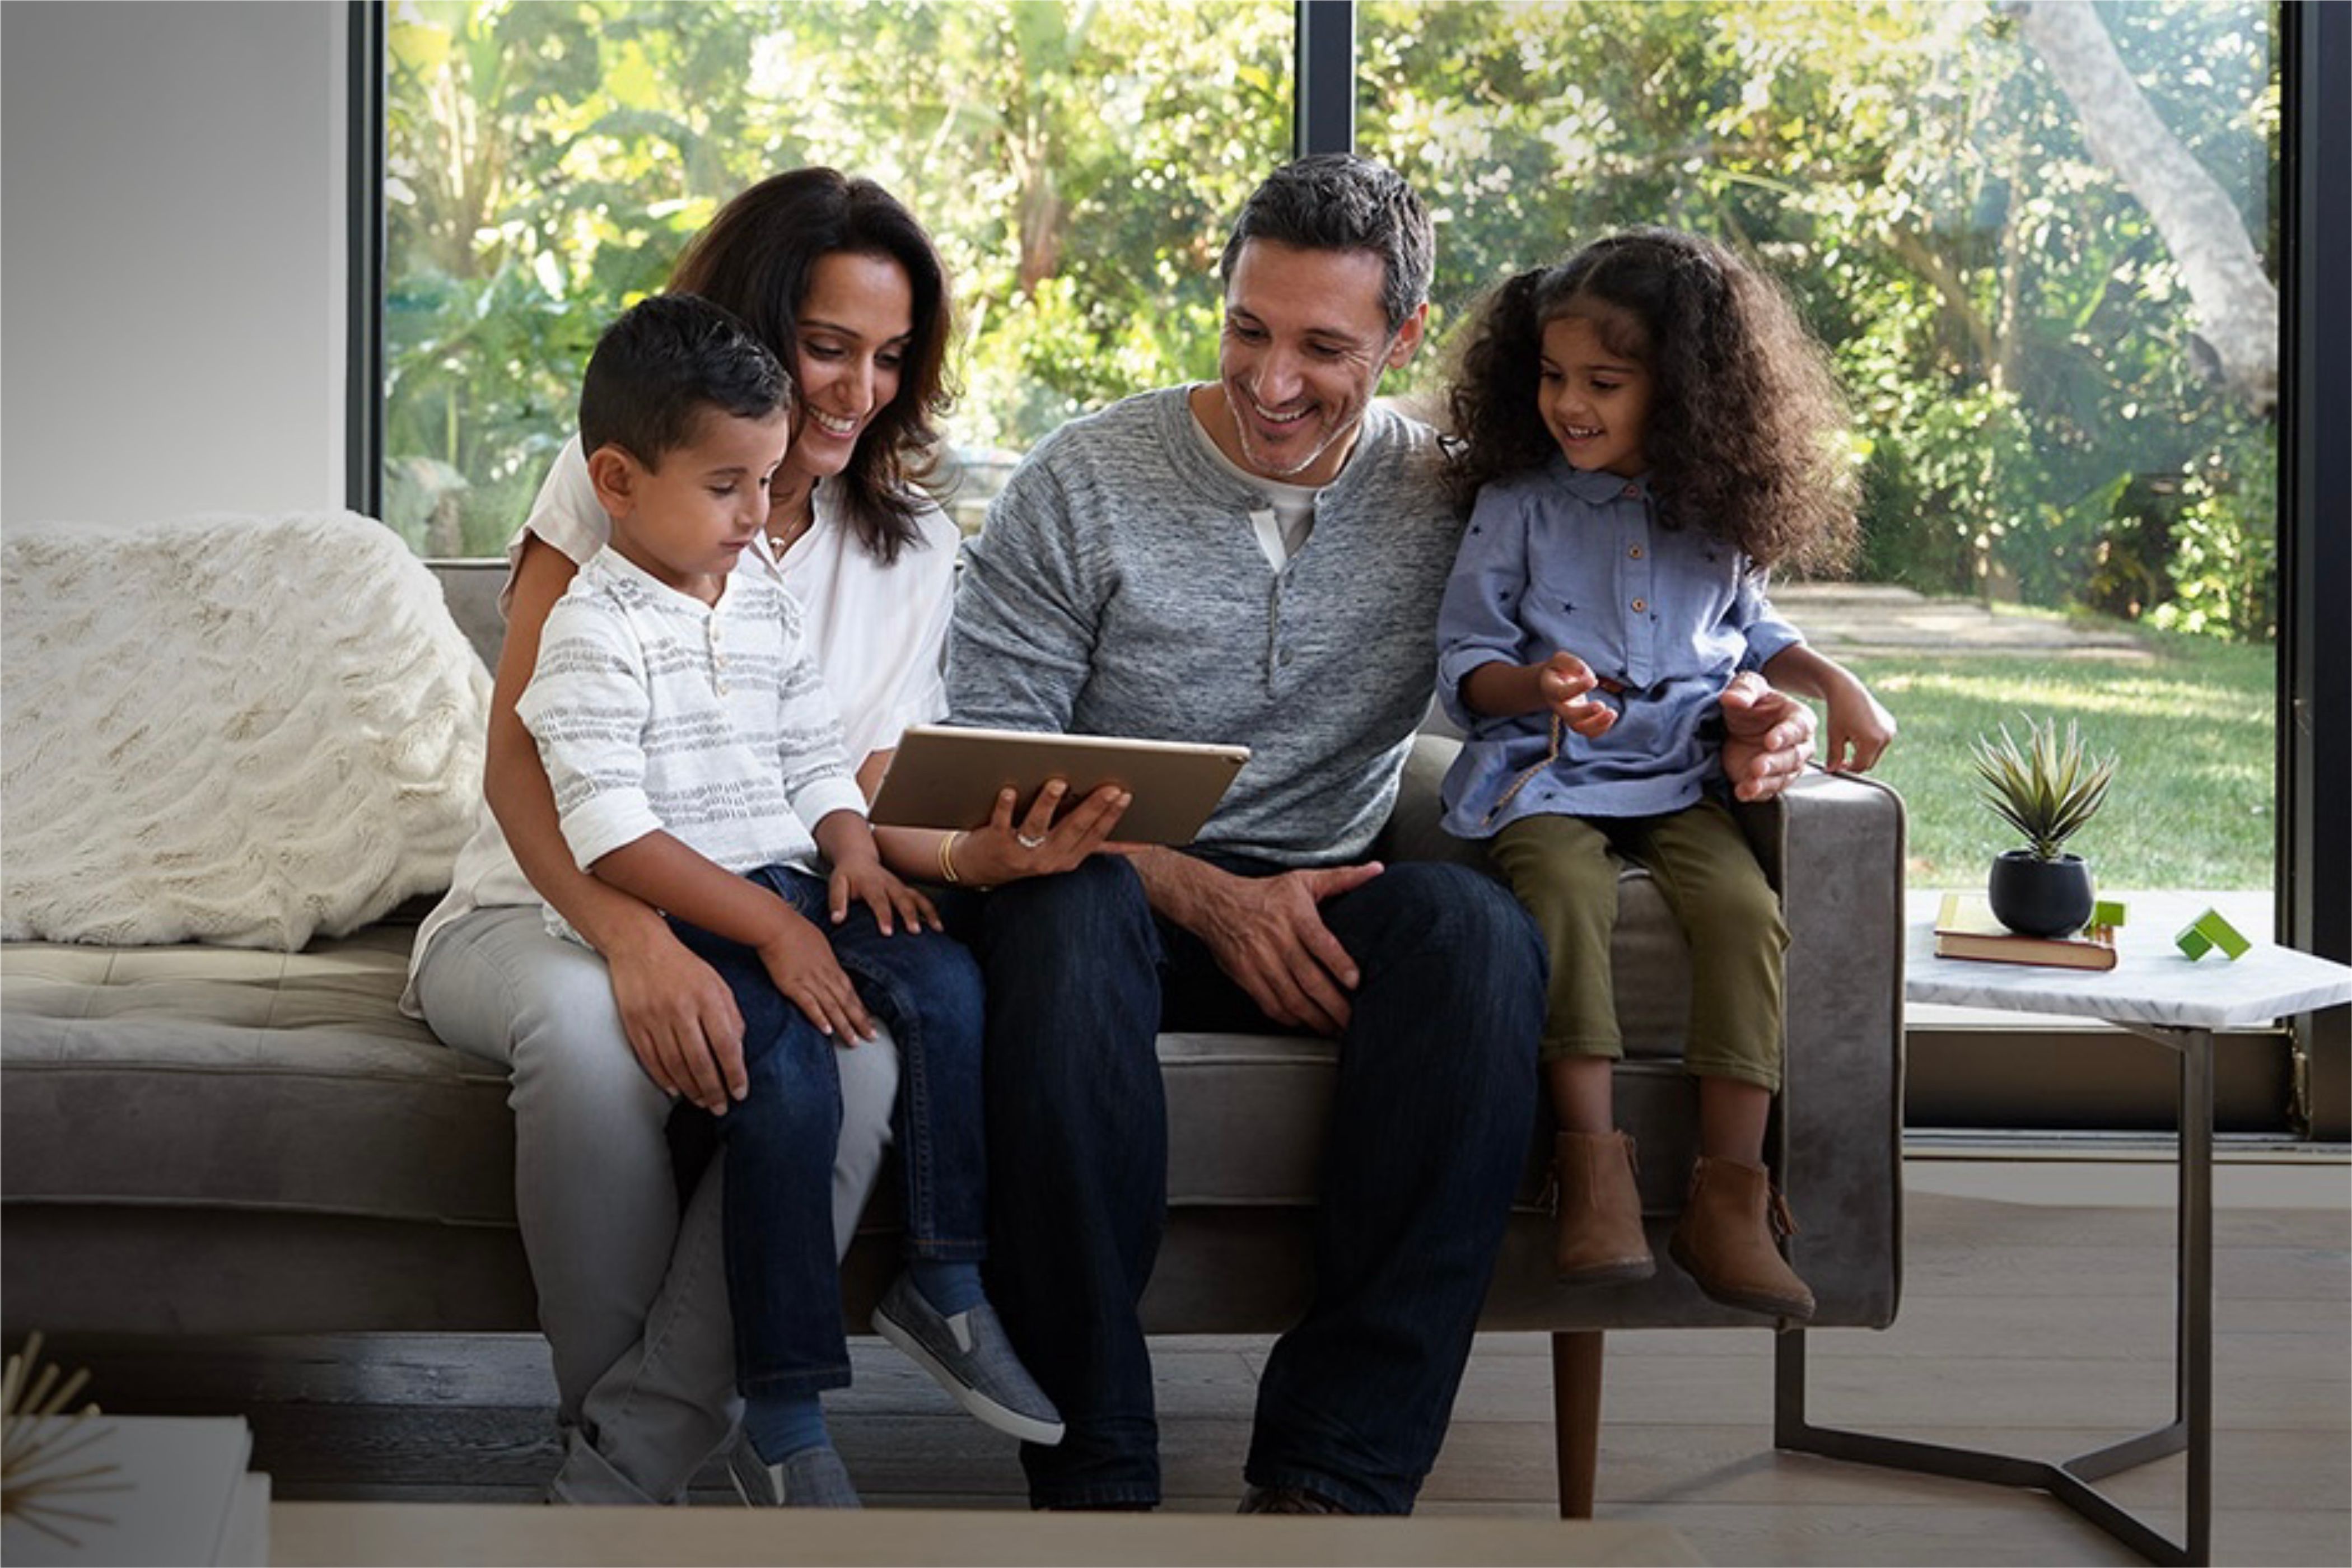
[1833,629,2275,892]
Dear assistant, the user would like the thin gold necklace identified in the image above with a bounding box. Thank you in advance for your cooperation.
[766,496,814,557]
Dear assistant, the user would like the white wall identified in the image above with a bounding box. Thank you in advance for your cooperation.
[2,1,348,526]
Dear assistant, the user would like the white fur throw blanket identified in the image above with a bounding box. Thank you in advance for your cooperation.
[3,512,489,949]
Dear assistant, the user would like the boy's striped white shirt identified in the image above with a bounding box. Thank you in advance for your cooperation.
[517,548,869,916]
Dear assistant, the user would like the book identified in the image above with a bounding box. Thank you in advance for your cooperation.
[0,1414,259,1566]
[1934,892,2119,971]
[214,1473,270,1567]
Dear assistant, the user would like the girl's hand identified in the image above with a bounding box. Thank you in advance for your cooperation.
[1537,651,1617,740]
[757,908,876,1042]
[1821,680,1897,773]
[828,855,941,936]
[953,780,1132,886]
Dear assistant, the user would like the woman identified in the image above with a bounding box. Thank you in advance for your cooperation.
[405,169,1122,1504]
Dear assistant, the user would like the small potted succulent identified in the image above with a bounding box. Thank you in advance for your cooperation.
[1970,715,2116,937]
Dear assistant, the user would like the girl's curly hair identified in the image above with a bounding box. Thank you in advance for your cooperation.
[1445,228,1858,574]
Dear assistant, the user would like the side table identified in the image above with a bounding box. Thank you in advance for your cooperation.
[1772,901,2352,1566]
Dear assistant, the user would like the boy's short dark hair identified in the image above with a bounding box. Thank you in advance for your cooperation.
[579,294,791,468]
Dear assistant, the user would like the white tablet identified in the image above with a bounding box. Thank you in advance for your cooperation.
[869,725,1250,847]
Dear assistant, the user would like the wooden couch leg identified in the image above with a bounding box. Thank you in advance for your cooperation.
[1552,1328,1603,1519]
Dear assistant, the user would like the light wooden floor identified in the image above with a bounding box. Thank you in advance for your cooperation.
[50,1154,2351,1566]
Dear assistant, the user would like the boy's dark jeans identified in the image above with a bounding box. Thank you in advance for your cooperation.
[955,852,1545,1513]
[666,864,986,1401]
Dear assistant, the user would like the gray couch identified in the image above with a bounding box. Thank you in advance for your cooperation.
[1,557,1906,1514]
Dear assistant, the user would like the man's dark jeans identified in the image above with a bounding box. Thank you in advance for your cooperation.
[960,852,1545,1513]
[668,864,987,1401]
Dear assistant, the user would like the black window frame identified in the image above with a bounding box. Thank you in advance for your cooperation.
[346,0,384,522]
[2278,0,2349,1135]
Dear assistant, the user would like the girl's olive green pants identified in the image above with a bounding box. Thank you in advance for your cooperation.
[1490,798,1788,1091]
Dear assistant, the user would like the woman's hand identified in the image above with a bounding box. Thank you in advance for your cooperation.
[602,918,747,1116]
[757,908,876,1043]
[950,780,1132,886]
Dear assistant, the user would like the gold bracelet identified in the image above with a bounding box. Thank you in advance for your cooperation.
[937,829,964,885]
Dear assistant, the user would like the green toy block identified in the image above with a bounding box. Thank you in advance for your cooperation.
[2091,898,2128,929]
[2174,907,2251,962]
[2198,909,2251,959]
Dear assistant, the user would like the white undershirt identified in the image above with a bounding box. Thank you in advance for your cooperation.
[1189,407,1320,570]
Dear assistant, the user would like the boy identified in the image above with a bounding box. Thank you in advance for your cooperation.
[517,294,1059,1506]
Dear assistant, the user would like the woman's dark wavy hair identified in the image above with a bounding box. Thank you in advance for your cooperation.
[667,167,955,566]
[1445,227,1858,573]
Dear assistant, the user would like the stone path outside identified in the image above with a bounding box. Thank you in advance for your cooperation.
[1771,582,2150,660]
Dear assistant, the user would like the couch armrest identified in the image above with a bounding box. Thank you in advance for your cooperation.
[1382,738,1907,1328]
[1744,768,1907,1328]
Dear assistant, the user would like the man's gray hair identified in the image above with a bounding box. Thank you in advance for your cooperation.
[1219,154,1435,334]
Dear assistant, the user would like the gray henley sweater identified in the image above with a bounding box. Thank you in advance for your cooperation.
[946,386,1463,866]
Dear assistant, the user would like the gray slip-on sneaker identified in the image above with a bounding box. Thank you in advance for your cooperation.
[722,1429,778,1506]
[767,1446,861,1508]
[872,1272,1066,1446]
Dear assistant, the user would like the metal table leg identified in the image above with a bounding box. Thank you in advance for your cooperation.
[1774,1025,2214,1566]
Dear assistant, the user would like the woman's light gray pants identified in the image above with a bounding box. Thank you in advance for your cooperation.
[413,904,899,1502]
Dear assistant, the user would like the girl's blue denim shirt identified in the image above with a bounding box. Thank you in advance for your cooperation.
[1434,455,1805,838]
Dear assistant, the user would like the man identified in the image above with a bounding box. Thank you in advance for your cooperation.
[947,154,1814,1514]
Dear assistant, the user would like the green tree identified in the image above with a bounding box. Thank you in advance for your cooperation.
[1357,0,2276,638]
[386,1,2278,646]
[384,0,1290,552]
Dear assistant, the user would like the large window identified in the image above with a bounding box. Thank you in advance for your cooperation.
[370,1,2336,1131]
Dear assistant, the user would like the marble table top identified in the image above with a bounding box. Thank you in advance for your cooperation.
[1906,889,2352,1030]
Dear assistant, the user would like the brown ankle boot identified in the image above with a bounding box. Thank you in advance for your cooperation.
[1667,1155,1816,1323]
[1552,1130,1656,1285]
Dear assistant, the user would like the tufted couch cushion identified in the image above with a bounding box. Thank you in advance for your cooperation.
[1,920,512,1227]
[0,868,1695,1229]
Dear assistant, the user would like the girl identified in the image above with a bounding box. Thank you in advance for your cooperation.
[1435,227,1894,1322]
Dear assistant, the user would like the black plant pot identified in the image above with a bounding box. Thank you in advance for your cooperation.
[1987,849,2095,937]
